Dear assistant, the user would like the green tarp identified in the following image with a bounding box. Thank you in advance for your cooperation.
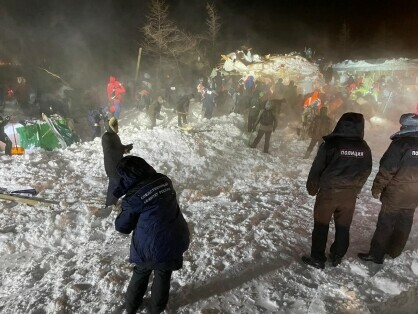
[16,118,78,150]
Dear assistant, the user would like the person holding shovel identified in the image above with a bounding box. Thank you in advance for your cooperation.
[0,115,12,155]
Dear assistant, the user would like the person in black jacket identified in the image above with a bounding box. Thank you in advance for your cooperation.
[0,115,12,155]
[149,96,165,129]
[114,156,190,314]
[358,112,418,264]
[247,92,261,132]
[302,112,372,269]
[101,117,133,207]
[87,106,107,140]
[176,94,193,127]
[304,106,332,158]
[250,100,277,153]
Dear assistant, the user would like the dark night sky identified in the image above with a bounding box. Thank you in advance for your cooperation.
[168,0,418,53]
[1,0,418,85]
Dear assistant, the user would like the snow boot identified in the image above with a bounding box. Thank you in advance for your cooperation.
[302,255,325,269]
[357,253,383,264]
[329,252,342,267]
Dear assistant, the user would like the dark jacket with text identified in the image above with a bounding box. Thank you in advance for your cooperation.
[114,156,190,270]
[306,112,372,195]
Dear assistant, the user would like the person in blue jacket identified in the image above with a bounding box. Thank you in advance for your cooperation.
[114,156,190,314]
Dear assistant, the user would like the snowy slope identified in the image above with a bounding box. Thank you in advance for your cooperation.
[0,101,417,314]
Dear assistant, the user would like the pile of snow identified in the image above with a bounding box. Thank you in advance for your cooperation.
[0,101,417,313]
[219,50,322,84]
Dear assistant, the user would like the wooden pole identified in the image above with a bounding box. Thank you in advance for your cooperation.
[134,47,142,86]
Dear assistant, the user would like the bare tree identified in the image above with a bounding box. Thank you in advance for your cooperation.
[205,3,221,66]
[142,0,177,77]
[142,0,203,82]
[206,3,221,48]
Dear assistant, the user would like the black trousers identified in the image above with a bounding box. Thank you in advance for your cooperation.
[369,206,415,260]
[251,130,272,153]
[247,113,258,132]
[0,132,12,155]
[125,265,172,314]
[311,189,358,261]
[105,175,120,206]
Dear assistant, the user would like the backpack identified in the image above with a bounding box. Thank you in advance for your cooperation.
[260,109,274,126]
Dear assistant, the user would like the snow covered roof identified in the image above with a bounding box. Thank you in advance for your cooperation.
[333,58,418,72]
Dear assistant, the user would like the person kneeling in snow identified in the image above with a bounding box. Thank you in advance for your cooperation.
[358,110,418,264]
[114,156,190,314]
[302,113,372,269]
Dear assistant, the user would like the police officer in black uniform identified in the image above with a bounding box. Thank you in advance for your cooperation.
[359,111,418,264]
[302,112,372,269]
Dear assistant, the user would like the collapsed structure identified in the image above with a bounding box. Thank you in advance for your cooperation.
[213,49,324,95]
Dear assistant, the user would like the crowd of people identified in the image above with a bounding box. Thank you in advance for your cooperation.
[93,67,418,312]
[99,105,418,312]
[31,65,410,150]
[1,68,418,313]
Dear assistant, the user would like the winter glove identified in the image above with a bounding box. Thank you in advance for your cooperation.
[125,144,133,153]
[371,190,380,199]
[306,182,319,196]
[307,189,318,196]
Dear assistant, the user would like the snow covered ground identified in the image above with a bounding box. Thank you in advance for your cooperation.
[0,101,417,314]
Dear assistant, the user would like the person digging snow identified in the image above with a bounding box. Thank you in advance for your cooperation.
[114,155,190,314]
[149,96,165,129]
[176,94,193,127]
